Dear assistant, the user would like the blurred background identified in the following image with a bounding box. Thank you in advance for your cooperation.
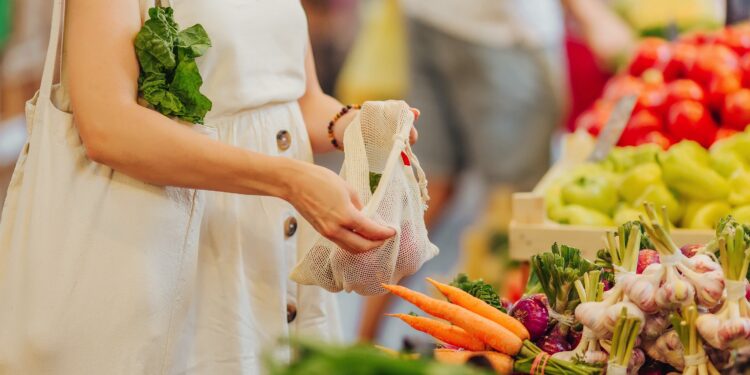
[0,0,733,348]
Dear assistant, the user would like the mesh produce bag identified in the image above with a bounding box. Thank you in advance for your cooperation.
[291,101,438,295]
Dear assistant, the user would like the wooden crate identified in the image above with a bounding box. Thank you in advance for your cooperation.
[508,132,714,260]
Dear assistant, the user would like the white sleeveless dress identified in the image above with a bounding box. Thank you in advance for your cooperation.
[168,1,342,373]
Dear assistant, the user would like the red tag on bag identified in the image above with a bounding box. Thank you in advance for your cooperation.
[400,151,411,166]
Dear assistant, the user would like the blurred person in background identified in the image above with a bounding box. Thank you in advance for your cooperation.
[357,0,638,343]
[357,0,568,342]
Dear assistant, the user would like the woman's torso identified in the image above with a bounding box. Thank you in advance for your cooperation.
[169,0,308,119]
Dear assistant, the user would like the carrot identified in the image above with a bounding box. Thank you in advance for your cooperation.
[426,277,530,341]
[434,349,514,374]
[386,313,487,351]
[382,284,523,355]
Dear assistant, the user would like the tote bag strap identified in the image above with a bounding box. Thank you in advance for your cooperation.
[38,0,64,103]
[39,0,172,102]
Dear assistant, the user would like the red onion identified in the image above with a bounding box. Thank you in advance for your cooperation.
[536,330,571,355]
[679,244,702,258]
[509,296,549,341]
[637,249,660,274]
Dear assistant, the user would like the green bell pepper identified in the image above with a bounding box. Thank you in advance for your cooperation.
[555,204,614,226]
[729,170,750,206]
[710,151,746,179]
[682,201,732,229]
[618,162,663,203]
[561,174,619,215]
[634,183,682,223]
[602,144,662,173]
[732,205,750,225]
[613,204,643,225]
[659,143,729,200]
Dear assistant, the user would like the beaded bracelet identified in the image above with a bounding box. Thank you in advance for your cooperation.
[327,104,361,151]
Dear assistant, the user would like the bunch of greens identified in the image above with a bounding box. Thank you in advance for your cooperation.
[134,7,212,124]
[529,244,598,323]
[265,339,492,375]
[450,273,504,312]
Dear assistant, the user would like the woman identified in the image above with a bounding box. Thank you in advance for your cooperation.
[0,0,416,373]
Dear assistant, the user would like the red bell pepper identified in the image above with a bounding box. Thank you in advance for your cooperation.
[628,38,671,77]
[722,88,750,130]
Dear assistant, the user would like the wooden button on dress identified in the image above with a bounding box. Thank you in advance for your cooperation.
[284,216,297,238]
[286,303,297,323]
[276,130,291,151]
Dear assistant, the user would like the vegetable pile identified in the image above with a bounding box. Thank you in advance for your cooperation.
[578,25,750,149]
[392,205,750,374]
[134,6,212,124]
[547,132,750,228]
[383,277,602,374]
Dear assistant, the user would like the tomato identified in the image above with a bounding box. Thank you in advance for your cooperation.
[664,79,705,108]
[635,85,667,114]
[619,110,663,146]
[661,43,698,81]
[667,100,719,147]
[707,70,742,109]
[635,130,675,149]
[721,88,750,130]
[716,128,741,141]
[679,30,717,45]
[740,54,750,87]
[717,27,750,56]
[628,38,671,77]
[603,75,645,101]
[689,44,740,86]
[575,102,612,136]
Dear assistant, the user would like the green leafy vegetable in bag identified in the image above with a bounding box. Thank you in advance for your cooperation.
[369,172,383,194]
[134,7,212,124]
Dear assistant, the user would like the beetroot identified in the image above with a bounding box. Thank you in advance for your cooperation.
[637,249,661,274]
[680,244,702,258]
[509,296,549,341]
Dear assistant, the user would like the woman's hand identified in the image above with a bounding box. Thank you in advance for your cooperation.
[285,162,396,254]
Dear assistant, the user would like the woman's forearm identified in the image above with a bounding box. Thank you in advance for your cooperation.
[77,100,301,199]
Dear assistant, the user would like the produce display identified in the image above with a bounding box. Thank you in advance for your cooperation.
[386,204,750,374]
[577,25,750,149]
[546,131,750,229]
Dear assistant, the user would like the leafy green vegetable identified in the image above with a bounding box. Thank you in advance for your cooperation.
[530,244,598,316]
[266,338,492,375]
[369,172,383,194]
[450,274,505,312]
[134,7,212,124]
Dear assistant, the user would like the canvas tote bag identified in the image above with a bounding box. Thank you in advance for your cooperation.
[0,0,216,373]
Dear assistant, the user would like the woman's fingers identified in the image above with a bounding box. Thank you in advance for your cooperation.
[409,108,419,144]
[411,108,420,121]
[332,227,386,254]
[409,127,419,144]
[347,210,396,241]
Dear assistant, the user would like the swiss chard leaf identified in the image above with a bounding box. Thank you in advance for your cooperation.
[135,7,212,124]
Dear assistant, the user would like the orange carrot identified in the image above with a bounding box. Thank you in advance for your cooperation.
[434,349,514,374]
[386,313,487,351]
[382,284,523,355]
[426,277,530,340]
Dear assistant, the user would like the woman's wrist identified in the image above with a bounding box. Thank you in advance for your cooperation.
[332,109,359,147]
